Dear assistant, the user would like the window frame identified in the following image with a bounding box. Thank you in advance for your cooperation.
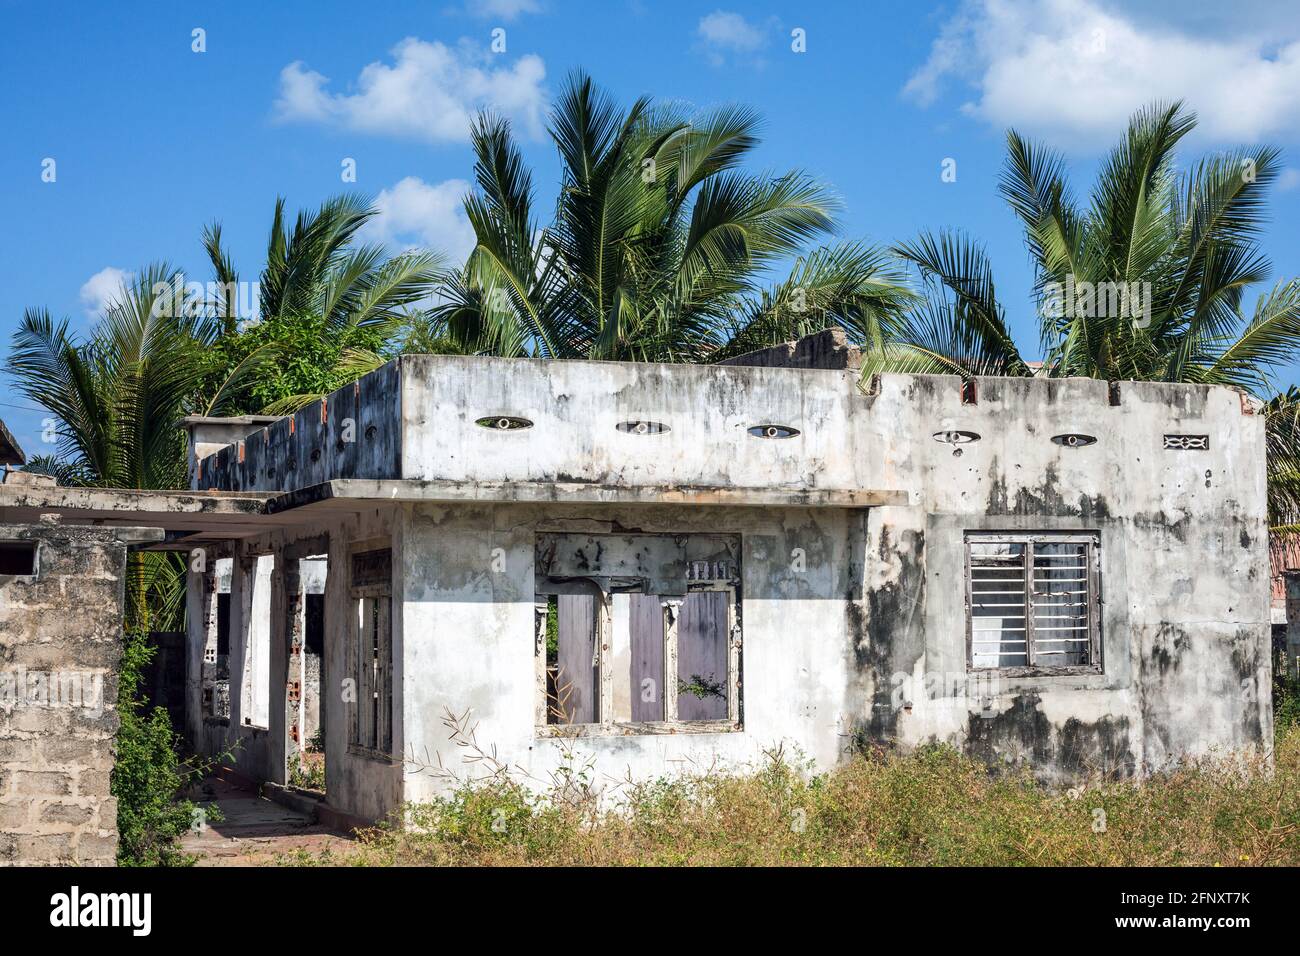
[535,581,607,729]
[533,575,742,738]
[964,531,1103,677]
[348,547,394,760]
[662,582,741,731]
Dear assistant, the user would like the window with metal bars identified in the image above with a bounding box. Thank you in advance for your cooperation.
[965,533,1101,673]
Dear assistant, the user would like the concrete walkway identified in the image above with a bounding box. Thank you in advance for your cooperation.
[180,773,356,866]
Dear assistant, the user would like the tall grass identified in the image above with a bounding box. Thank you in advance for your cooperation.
[292,682,1300,867]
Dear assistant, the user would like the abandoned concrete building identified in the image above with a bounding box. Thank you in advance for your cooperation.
[0,329,1275,847]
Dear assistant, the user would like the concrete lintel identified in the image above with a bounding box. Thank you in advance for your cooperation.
[112,526,168,545]
[0,485,271,515]
[0,486,280,547]
[268,479,910,511]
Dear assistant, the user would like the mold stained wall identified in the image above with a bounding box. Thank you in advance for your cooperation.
[396,354,880,489]
[194,361,402,493]
[391,356,1268,796]
[394,355,881,802]
[864,374,1270,782]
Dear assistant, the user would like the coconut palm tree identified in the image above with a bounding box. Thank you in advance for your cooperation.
[864,102,1300,528]
[201,194,445,413]
[11,264,271,628]
[11,195,445,623]
[12,264,269,490]
[426,71,915,362]
[16,194,447,492]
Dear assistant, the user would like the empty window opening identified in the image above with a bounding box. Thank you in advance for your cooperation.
[216,593,231,657]
[290,556,327,791]
[544,590,600,725]
[535,533,741,734]
[0,541,37,576]
[240,554,274,729]
[305,593,325,655]
[349,549,392,755]
[203,558,233,721]
[967,533,1101,673]
[355,596,391,752]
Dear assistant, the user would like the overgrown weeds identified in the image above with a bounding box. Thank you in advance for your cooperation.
[302,685,1300,867]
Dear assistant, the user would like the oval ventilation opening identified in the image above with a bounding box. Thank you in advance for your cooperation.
[932,430,980,445]
[748,424,800,439]
[476,415,534,431]
[1051,433,1097,447]
[616,421,670,435]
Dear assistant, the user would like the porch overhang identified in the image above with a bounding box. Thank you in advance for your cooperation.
[0,478,910,551]
[0,485,278,549]
[266,478,911,512]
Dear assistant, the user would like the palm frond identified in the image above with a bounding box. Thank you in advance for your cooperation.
[886,230,1030,378]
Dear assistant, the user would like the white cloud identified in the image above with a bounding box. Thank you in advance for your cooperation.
[466,0,541,20]
[274,37,547,142]
[697,11,765,52]
[904,0,1300,149]
[361,177,476,264]
[79,267,130,318]
[696,11,768,66]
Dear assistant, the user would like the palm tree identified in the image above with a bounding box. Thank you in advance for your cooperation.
[201,194,445,413]
[12,193,450,621]
[12,264,274,489]
[865,102,1300,528]
[11,264,270,628]
[426,71,915,362]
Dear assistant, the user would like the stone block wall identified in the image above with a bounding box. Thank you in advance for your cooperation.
[0,522,160,865]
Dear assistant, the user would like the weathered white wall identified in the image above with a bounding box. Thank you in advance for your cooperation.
[399,355,882,492]
[399,502,860,804]
[391,364,1269,796]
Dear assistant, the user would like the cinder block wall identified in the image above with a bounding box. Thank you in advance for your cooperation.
[0,522,159,865]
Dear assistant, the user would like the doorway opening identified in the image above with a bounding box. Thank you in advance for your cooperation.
[287,555,327,794]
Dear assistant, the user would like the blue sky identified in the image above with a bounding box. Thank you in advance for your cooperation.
[3,0,1300,456]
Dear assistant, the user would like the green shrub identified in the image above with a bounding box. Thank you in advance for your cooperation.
[288,752,326,792]
[111,631,212,866]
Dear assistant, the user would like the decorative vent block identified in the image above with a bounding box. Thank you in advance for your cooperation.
[1163,434,1209,450]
